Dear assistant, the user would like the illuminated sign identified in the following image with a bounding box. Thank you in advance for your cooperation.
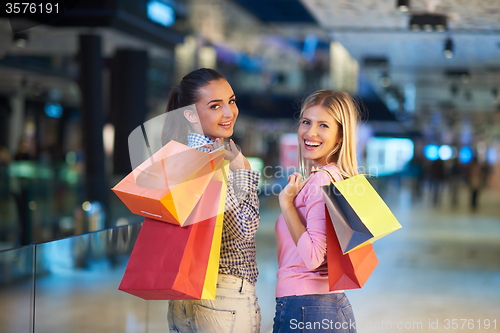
[44,103,63,118]
[147,0,175,27]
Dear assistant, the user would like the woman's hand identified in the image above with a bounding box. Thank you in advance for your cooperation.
[279,172,307,208]
[206,138,251,170]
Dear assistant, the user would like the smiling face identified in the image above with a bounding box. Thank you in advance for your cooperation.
[194,79,238,140]
[298,105,343,168]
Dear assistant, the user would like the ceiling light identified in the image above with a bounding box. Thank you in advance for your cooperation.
[363,57,389,69]
[13,32,29,48]
[444,38,454,58]
[492,87,499,103]
[445,69,470,81]
[409,14,447,32]
[492,87,498,98]
[397,0,410,12]
[380,72,391,87]
[450,83,459,96]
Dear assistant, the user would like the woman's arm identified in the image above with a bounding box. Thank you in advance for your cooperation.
[279,173,307,244]
[205,138,259,240]
[295,192,329,270]
[223,169,260,241]
[279,171,333,270]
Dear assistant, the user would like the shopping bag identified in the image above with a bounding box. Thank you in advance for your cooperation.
[112,140,226,226]
[325,206,378,290]
[320,172,401,254]
[118,163,227,300]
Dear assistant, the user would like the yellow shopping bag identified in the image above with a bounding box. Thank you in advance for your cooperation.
[200,162,227,299]
[320,172,402,254]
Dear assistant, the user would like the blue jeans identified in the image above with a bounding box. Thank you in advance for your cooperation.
[272,293,357,333]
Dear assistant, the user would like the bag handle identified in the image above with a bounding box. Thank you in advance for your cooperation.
[312,168,337,184]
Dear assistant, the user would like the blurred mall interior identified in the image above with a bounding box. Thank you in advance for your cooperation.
[0,0,499,332]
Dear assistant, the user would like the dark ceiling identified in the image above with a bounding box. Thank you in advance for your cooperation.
[231,0,316,23]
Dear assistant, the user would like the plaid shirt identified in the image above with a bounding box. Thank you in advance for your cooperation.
[187,133,260,285]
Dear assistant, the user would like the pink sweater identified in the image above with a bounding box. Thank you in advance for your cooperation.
[275,164,344,297]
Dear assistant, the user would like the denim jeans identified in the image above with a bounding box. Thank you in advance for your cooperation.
[168,274,261,333]
[272,293,356,333]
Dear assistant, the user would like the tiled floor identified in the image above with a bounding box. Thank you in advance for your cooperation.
[1,179,499,333]
[256,180,500,332]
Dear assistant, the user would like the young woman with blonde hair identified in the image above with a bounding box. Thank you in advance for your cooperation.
[273,90,361,333]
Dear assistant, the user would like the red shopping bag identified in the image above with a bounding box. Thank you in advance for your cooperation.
[118,170,226,300]
[325,206,378,290]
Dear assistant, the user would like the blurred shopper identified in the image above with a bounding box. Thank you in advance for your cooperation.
[273,90,358,333]
[13,140,35,246]
[430,158,445,206]
[489,155,500,191]
[0,146,12,241]
[448,157,462,208]
[0,145,11,200]
[14,139,32,161]
[164,68,261,333]
[467,156,485,211]
[407,155,424,201]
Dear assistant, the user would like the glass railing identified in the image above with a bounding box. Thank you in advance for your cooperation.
[0,222,172,333]
[0,245,34,333]
[0,159,142,251]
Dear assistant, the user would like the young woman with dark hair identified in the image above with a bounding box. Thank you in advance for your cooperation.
[164,68,261,333]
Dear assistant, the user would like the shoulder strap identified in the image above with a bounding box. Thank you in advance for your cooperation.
[312,168,336,183]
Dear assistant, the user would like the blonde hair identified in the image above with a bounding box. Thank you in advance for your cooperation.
[298,90,360,178]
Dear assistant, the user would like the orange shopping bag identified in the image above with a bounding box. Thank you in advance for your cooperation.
[112,140,226,226]
[118,163,227,300]
[325,206,378,291]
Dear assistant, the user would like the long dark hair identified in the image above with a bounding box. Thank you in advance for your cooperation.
[162,68,226,145]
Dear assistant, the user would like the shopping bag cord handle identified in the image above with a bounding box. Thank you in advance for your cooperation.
[312,168,336,183]
[141,124,154,160]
